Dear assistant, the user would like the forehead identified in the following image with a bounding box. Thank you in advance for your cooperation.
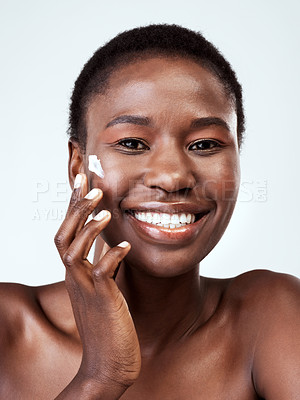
[86,56,236,136]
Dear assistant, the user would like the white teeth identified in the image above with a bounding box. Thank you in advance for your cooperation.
[170,214,180,224]
[133,211,197,229]
[138,212,147,222]
[161,213,171,224]
[153,213,160,224]
[179,213,187,224]
[146,212,152,223]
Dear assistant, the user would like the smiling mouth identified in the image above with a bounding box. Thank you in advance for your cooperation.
[126,210,205,229]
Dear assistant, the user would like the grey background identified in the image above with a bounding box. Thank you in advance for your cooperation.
[1,0,299,285]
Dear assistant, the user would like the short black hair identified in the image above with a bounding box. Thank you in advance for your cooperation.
[68,24,245,152]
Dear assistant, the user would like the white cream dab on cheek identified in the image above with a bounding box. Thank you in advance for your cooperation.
[88,155,105,178]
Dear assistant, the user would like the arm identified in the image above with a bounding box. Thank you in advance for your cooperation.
[55,374,127,400]
[252,273,300,399]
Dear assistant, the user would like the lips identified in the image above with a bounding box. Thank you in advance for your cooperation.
[122,201,209,215]
[123,202,210,244]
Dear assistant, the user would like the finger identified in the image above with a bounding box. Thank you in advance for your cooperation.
[66,210,111,263]
[55,172,88,257]
[92,236,110,264]
[54,182,103,259]
[99,242,119,281]
[100,242,111,259]
[68,173,103,235]
[92,242,131,294]
[67,173,89,213]
[62,210,111,289]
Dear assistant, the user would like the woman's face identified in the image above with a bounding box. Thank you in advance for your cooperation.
[83,56,240,277]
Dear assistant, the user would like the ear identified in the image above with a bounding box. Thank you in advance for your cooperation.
[68,139,85,189]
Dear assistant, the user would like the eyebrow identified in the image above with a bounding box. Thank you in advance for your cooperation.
[105,115,230,131]
[105,115,151,128]
[190,117,230,132]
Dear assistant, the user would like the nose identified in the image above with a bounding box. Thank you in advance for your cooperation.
[143,143,196,193]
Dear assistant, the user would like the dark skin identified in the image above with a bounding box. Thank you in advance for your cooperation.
[0,57,300,400]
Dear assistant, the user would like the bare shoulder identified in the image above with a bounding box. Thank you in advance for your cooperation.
[227,268,300,305]
[0,283,37,355]
[224,269,300,341]
[0,282,36,322]
[226,270,300,399]
[0,282,80,398]
[207,268,300,334]
[0,281,76,347]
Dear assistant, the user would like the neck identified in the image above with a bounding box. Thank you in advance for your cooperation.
[93,237,208,357]
[118,262,206,356]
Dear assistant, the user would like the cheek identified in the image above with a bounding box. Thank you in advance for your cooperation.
[89,154,140,211]
[197,155,240,203]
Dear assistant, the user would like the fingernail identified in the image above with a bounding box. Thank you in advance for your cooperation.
[84,188,101,200]
[74,174,82,189]
[117,241,130,248]
[93,210,110,221]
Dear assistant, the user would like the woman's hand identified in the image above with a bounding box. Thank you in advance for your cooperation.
[54,173,141,398]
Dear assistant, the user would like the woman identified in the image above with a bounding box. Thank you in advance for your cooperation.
[1,24,299,399]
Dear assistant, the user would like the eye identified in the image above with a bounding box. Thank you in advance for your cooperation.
[117,138,149,151]
[188,139,222,152]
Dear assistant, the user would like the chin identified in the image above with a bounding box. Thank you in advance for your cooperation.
[122,244,208,278]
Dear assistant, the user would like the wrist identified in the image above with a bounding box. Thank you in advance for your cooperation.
[55,374,129,400]
[79,376,129,400]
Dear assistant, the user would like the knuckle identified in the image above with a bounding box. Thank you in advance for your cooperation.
[92,247,126,283]
[68,186,84,207]
[69,192,78,208]
[54,232,64,249]
[92,266,106,282]
[71,200,93,219]
[63,251,77,268]
[71,202,84,218]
